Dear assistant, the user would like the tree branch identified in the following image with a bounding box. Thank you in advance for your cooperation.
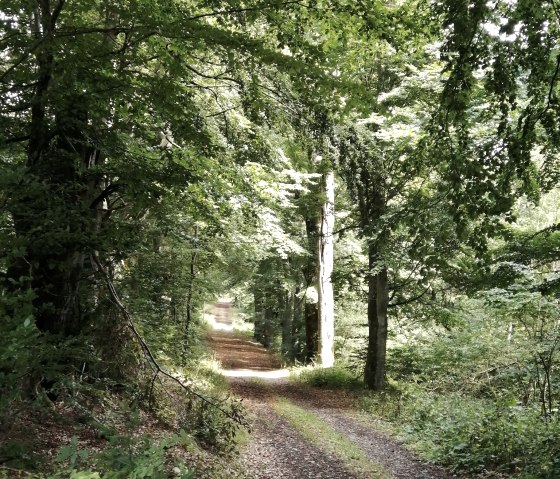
[51,0,66,29]
[388,286,431,308]
[90,254,248,427]
[185,0,306,21]
[89,183,123,210]
[2,135,31,145]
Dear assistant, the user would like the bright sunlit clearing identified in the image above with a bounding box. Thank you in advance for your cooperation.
[210,320,233,332]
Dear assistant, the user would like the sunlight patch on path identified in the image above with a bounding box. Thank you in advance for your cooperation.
[221,368,290,379]
[205,298,234,332]
[273,397,389,479]
[209,320,234,332]
[207,298,288,380]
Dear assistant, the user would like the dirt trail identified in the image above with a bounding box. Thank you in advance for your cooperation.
[207,300,458,479]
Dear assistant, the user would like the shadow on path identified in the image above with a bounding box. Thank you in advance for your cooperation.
[207,299,461,479]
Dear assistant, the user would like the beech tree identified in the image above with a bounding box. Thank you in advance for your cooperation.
[0,0,345,403]
[317,169,336,367]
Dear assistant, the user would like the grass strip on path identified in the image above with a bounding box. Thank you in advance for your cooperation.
[272,397,390,479]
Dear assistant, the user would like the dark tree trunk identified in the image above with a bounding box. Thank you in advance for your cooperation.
[303,217,320,362]
[304,302,319,362]
[5,3,108,337]
[291,287,306,361]
[254,288,265,343]
[281,291,294,361]
[181,237,197,367]
[22,109,102,336]
[263,304,273,348]
[364,243,389,390]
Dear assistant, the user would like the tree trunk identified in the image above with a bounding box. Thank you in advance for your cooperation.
[182,236,198,367]
[6,4,110,336]
[318,171,335,367]
[263,303,273,348]
[303,217,320,362]
[364,243,389,390]
[291,286,305,361]
[281,291,294,361]
[254,288,265,343]
[304,302,318,362]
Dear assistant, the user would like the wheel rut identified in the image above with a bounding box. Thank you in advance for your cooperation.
[207,300,460,479]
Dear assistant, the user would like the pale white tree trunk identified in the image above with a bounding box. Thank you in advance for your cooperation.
[318,171,335,367]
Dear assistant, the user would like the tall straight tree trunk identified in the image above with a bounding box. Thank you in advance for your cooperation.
[291,286,306,361]
[281,291,294,361]
[303,218,320,362]
[318,171,335,367]
[263,303,273,348]
[304,303,318,361]
[254,287,265,343]
[364,243,389,390]
[181,233,198,367]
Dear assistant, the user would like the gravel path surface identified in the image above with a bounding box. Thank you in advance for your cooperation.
[236,381,360,479]
[303,406,455,479]
[208,300,462,479]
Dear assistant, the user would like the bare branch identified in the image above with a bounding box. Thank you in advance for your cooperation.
[51,0,66,29]
[90,253,248,427]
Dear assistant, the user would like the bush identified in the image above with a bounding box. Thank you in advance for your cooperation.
[179,397,246,454]
[51,431,195,479]
[367,389,560,478]
[293,365,363,390]
[358,380,415,421]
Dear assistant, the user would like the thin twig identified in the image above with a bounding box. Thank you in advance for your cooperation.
[90,253,247,426]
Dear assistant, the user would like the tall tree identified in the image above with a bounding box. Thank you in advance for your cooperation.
[0,0,344,401]
[318,169,336,367]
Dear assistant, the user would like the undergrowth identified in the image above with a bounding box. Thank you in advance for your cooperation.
[290,364,363,390]
[0,324,250,478]
[295,357,560,479]
[294,355,560,478]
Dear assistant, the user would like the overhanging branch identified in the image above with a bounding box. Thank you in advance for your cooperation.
[90,253,248,427]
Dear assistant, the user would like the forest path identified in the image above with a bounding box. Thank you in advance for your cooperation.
[207,300,457,479]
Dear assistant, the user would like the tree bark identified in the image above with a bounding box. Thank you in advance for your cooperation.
[318,171,335,367]
[6,3,111,336]
[182,233,198,367]
[254,287,265,343]
[291,286,305,361]
[281,291,294,361]
[364,243,389,390]
[263,303,273,348]
[14,3,87,335]
[303,217,320,362]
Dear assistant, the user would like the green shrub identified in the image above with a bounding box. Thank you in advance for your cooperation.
[381,390,560,478]
[51,432,195,479]
[179,397,246,454]
[0,438,42,470]
[293,365,363,390]
[358,380,415,421]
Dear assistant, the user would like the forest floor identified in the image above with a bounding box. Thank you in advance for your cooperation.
[207,300,461,479]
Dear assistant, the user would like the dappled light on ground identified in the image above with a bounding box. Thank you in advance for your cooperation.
[205,298,234,332]
[207,299,454,479]
[208,300,289,380]
[221,368,290,379]
[209,320,234,332]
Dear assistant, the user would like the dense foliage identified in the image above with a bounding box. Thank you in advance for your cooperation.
[2,0,560,477]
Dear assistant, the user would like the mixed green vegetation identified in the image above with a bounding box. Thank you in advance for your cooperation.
[273,397,389,478]
[2,0,560,477]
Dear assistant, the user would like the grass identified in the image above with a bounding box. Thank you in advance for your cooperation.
[290,364,364,390]
[272,397,390,479]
